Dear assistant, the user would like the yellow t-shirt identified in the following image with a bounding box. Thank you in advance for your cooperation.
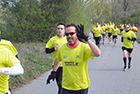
[121,31,136,48]
[92,27,102,37]
[119,24,124,29]
[105,24,109,29]
[0,47,20,94]
[57,42,94,90]
[108,25,114,33]
[112,28,120,35]
[46,35,67,67]
[92,24,96,28]
[0,39,18,56]
[101,26,106,34]
[92,25,96,33]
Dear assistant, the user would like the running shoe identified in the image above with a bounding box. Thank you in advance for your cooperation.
[109,41,112,44]
[123,66,127,71]
[128,65,131,69]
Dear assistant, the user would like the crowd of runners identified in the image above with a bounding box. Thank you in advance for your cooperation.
[46,22,138,94]
[91,22,138,48]
[91,21,137,71]
[0,21,138,94]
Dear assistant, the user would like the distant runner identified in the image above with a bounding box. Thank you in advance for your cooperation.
[121,25,137,71]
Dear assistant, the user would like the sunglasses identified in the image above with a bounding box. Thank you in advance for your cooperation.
[65,32,76,36]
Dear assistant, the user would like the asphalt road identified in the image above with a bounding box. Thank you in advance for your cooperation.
[13,34,140,94]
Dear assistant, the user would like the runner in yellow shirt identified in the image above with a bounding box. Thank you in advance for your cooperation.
[45,23,67,94]
[0,47,24,94]
[92,23,102,48]
[91,23,96,41]
[121,25,137,71]
[112,25,120,46]
[101,22,107,44]
[108,22,114,44]
[47,23,101,94]
[130,23,138,46]
[119,23,124,35]
[130,23,138,35]
[105,23,109,38]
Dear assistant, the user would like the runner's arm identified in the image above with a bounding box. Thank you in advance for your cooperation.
[16,55,18,58]
[128,37,136,41]
[53,58,61,72]
[87,39,101,57]
[132,38,137,41]
[0,63,24,75]
[45,48,55,53]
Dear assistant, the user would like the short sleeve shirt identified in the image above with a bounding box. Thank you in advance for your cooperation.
[92,27,102,37]
[121,31,136,48]
[108,25,114,33]
[0,39,18,56]
[0,47,20,94]
[57,42,94,90]
[46,36,67,67]
[101,26,106,34]
[120,24,124,29]
[112,28,120,35]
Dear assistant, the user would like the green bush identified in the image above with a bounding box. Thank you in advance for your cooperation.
[137,38,140,43]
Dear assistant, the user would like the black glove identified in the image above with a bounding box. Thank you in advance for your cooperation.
[77,24,89,41]
[46,71,56,84]
[127,37,132,41]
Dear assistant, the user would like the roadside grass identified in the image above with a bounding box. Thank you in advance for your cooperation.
[137,38,140,43]
[137,31,140,43]
[10,42,52,91]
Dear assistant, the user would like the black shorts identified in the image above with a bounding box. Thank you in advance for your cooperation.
[94,36,101,45]
[113,35,117,39]
[108,33,112,37]
[102,34,105,36]
[120,29,123,32]
[62,88,88,94]
[122,47,133,53]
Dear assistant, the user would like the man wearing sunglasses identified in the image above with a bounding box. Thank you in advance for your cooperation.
[47,23,101,94]
[121,25,137,71]
[45,23,67,94]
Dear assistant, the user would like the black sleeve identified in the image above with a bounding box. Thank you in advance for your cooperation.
[127,37,132,41]
[16,54,18,58]
[45,48,55,53]
[132,38,136,41]
[127,37,136,41]
[121,37,123,42]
